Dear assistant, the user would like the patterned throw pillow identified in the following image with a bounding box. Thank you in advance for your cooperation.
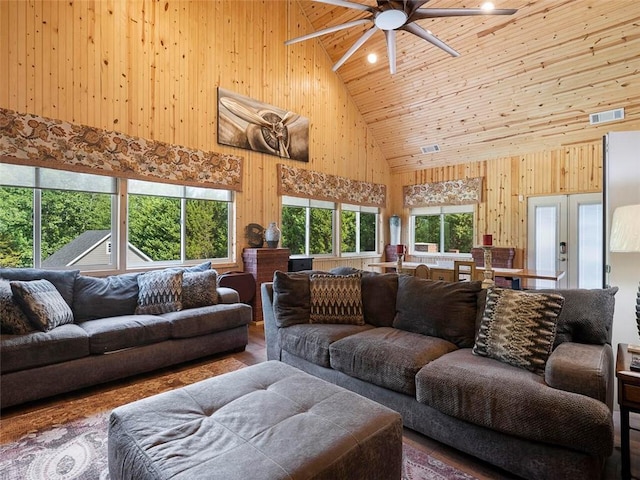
[9,279,74,332]
[135,269,183,315]
[473,287,564,375]
[0,279,34,334]
[182,269,218,309]
[309,273,364,325]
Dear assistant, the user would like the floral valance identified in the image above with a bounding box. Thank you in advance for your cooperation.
[403,177,483,208]
[277,164,386,208]
[0,108,243,191]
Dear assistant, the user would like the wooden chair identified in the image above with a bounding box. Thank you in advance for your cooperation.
[453,260,476,282]
[414,264,431,279]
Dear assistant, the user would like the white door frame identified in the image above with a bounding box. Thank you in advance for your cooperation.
[527,193,602,289]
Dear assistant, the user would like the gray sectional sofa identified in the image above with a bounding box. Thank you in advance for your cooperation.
[0,263,252,409]
[262,269,617,480]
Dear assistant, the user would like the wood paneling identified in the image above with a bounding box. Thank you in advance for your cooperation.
[0,0,391,269]
[298,0,640,172]
[390,141,603,266]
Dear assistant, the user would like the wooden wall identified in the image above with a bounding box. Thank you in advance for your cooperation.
[0,0,606,273]
[0,0,390,272]
[390,140,603,267]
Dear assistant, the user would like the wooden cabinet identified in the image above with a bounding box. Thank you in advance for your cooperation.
[430,268,454,282]
[242,248,290,323]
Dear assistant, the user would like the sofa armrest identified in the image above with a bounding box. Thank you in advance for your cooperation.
[545,342,614,410]
[217,287,240,304]
[261,282,281,361]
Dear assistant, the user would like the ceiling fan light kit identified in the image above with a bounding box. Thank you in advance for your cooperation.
[285,0,517,74]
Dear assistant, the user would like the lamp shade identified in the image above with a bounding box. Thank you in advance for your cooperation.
[610,204,640,252]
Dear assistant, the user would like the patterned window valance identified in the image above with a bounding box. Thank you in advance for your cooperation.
[0,108,243,191]
[277,164,386,208]
[403,177,483,208]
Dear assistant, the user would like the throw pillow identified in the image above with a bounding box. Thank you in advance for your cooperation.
[182,269,218,309]
[309,273,364,325]
[10,279,74,332]
[473,287,565,375]
[135,269,183,315]
[0,279,34,334]
[393,276,482,348]
[272,270,315,327]
[73,272,141,322]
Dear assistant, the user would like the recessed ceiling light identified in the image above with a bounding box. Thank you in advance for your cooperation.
[367,53,378,64]
[481,2,495,11]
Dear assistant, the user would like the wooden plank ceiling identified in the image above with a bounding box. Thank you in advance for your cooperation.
[294,0,640,173]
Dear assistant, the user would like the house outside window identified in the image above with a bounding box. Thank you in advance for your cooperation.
[410,205,474,254]
[340,203,378,254]
[0,163,234,270]
[281,196,335,256]
[0,163,116,270]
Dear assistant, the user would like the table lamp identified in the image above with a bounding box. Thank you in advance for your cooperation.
[609,204,640,357]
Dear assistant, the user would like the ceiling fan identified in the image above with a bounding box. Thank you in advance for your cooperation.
[285,0,517,74]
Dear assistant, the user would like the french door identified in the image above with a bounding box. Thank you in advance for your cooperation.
[527,193,603,289]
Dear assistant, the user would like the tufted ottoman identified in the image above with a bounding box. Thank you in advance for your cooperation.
[108,360,403,480]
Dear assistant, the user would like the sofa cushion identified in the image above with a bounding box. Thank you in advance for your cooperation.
[361,273,398,327]
[182,269,218,309]
[473,287,564,375]
[415,348,613,457]
[329,327,458,396]
[537,287,618,347]
[10,279,75,331]
[73,273,140,322]
[163,303,252,339]
[0,279,33,334]
[78,315,172,354]
[0,267,79,308]
[393,276,482,348]
[278,323,373,367]
[272,270,312,327]
[135,269,183,315]
[309,273,364,325]
[0,324,90,373]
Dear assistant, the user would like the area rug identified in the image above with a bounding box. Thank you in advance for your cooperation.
[0,411,476,480]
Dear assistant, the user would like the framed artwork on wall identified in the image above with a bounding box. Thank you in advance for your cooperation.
[217,88,309,162]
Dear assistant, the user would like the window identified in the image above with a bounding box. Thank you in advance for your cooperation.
[128,180,232,265]
[410,205,474,254]
[0,164,116,269]
[340,204,377,254]
[0,163,234,270]
[281,196,335,256]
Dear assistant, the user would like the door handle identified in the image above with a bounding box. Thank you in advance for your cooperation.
[559,242,567,254]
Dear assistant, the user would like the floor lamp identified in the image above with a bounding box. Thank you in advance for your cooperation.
[609,204,640,363]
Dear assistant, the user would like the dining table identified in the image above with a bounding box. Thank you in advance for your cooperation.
[366,261,565,287]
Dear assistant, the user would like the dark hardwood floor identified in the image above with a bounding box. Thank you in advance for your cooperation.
[1,322,637,479]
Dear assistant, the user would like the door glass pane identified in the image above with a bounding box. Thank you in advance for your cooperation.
[534,206,557,288]
[577,203,603,288]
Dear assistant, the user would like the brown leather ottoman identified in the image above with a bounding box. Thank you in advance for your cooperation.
[108,360,403,480]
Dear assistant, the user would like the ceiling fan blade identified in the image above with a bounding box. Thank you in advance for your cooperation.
[411,8,517,20]
[402,22,460,57]
[333,26,379,71]
[285,19,372,45]
[313,0,374,13]
[385,30,397,74]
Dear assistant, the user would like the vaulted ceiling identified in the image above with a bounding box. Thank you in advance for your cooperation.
[295,0,640,173]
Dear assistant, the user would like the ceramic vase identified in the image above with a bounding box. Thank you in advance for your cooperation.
[265,222,281,248]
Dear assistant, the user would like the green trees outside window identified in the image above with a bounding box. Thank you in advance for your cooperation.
[0,163,233,270]
[412,208,474,253]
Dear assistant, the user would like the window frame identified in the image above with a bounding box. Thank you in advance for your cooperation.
[0,163,235,272]
[340,203,379,256]
[409,204,476,255]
